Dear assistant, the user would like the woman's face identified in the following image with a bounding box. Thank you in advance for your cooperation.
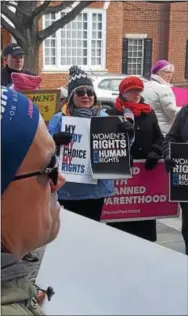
[122,89,142,103]
[158,70,174,83]
[73,86,95,108]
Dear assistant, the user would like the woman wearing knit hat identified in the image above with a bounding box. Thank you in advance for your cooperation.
[48,66,134,221]
[142,59,180,136]
[106,76,164,242]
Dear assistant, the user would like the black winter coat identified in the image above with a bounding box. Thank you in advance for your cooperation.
[163,105,188,159]
[1,65,35,87]
[106,105,164,242]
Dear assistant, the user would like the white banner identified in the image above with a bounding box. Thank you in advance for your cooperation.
[59,116,97,184]
[36,210,188,315]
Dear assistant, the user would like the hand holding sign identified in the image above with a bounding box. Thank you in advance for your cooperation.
[53,132,72,146]
[120,120,134,139]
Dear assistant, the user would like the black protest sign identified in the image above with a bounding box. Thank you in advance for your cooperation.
[169,142,188,202]
[90,116,131,179]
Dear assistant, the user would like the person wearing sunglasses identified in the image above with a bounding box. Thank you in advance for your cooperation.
[1,86,65,315]
[105,76,164,242]
[48,65,134,222]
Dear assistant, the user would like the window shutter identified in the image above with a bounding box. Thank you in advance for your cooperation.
[143,38,153,79]
[122,38,128,74]
[185,40,188,79]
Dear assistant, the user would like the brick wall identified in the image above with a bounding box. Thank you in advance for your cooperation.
[168,2,188,86]
[106,2,124,74]
[1,28,12,67]
[123,2,170,64]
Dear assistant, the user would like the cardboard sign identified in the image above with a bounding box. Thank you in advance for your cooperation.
[169,142,188,202]
[90,116,131,179]
[59,116,97,184]
[36,209,188,315]
[101,160,179,222]
[23,90,60,122]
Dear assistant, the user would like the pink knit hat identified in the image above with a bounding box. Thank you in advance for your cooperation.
[151,60,174,74]
[10,73,42,91]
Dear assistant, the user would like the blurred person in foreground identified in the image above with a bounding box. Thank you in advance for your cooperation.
[142,59,179,136]
[9,71,42,263]
[1,86,65,315]
[106,76,164,242]
[163,105,188,255]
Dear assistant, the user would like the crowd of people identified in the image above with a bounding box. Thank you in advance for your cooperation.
[1,42,188,315]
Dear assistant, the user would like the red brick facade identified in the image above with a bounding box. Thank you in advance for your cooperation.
[2,1,188,88]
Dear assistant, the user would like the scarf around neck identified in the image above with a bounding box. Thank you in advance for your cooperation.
[115,97,152,117]
[63,101,99,118]
[72,107,93,118]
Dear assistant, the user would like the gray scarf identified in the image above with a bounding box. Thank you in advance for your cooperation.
[72,107,93,118]
[71,106,99,118]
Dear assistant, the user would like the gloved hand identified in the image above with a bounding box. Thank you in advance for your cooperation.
[120,121,134,139]
[164,158,177,173]
[145,151,160,170]
[53,132,72,146]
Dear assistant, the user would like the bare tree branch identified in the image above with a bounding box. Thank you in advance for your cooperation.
[1,2,18,27]
[2,1,25,15]
[38,1,93,41]
[1,16,25,47]
[31,1,51,20]
[43,1,75,14]
[16,1,37,18]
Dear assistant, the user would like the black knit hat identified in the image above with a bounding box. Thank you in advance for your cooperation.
[68,65,94,101]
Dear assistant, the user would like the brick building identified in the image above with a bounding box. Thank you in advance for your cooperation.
[1,1,188,88]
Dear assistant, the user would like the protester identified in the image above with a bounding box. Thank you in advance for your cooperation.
[106,76,164,242]
[1,86,65,314]
[163,105,188,255]
[48,65,134,221]
[142,59,179,136]
[1,43,35,87]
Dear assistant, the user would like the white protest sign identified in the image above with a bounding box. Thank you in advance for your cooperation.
[37,209,188,315]
[59,116,97,184]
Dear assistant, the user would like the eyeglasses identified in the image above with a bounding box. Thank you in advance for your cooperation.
[75,87,95,97]
[13,154,59,185]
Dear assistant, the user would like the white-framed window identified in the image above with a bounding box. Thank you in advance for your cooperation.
[127,38,145,75]
[43,9,106,71]
[44,13,56,67]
